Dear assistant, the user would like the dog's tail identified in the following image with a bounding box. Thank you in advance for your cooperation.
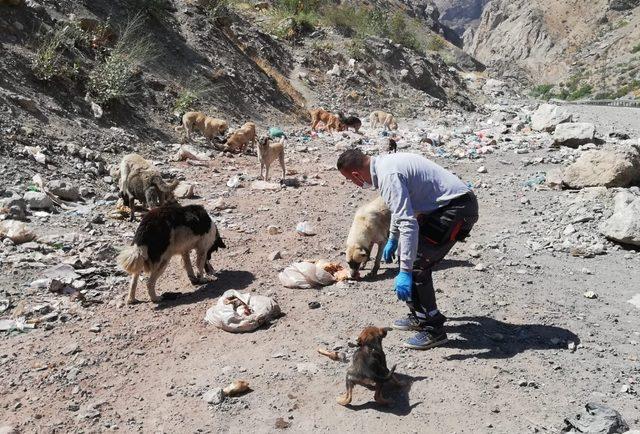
[117,245,147,275]
[156,177,180,193]
[214,230,226,250]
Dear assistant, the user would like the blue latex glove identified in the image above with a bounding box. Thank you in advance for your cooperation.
[394,271,413,301]
[382,238,398,263]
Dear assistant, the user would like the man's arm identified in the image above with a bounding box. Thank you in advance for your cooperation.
[380,173,418,271]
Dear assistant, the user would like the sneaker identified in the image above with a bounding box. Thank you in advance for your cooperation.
[392,314,422,331]
[404,327,448,350]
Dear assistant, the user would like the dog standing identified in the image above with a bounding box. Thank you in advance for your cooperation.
[117,203,226,304]
[369,111,398,131]
[337,326,398,406]
[309,108,344,132]
[176,111,228,141]
[338,113,362,133]
[225,122,257,153]
[257,136,286,181]
[345,196,391,278]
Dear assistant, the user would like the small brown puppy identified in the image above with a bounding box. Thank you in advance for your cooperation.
[257,136,286,181]
[176,111,228,141]
[309,108,344,132]
[225,122,257,153]
[337,326,397,406]
[388,138,397,153]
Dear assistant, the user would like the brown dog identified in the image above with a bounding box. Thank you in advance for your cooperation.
[176,111,228,141]
[225,122,257,153]
[309,108,344,132]
[337,326,398,406]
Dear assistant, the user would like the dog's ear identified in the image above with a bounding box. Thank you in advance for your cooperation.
[356,336,362,347]
[379,327,392,338]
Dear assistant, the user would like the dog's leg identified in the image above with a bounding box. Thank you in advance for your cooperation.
[374,383,392,406]
[194,249,211,283]
[147,259,169,302]
[126,273,140,304]
[370,242,383,277]
[279,152,285,180]
[265,163,270,181]
[260,162,265,181]
[181,252,198,284]
[337,379,354,406]
[128,196,136,222]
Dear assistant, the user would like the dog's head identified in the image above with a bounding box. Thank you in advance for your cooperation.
[258,135,269,149]
[389,120,398,130]
[357,326,392,347]
[345,244,369,278]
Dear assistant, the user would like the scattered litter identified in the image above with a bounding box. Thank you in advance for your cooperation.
[295,221,316,236]
[317,348,346,362]
[205,290,280,332]
[524,173,546,188]
[0,220,36,244]
[226,175,241,188]
[269,127,286,139]
[223,379,251,396]
[583,291,597,299]
[91,101,103,119]
[628,294,640,309]
[174,145,210,162]
[24,146,47,165]
[0,317,35,332]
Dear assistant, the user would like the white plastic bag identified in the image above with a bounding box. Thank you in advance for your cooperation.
[278,262,336,288]
[205,290,280,333]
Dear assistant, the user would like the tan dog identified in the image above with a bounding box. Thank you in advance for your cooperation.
[309,108,344,132]
[369,111,398,131]
[257,136,286,181]
[346,196,391,278]
[225,122,257,153]
[337,326,398,406]
[176,111,228,141]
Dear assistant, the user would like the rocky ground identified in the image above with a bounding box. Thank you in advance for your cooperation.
[1,100,640,433]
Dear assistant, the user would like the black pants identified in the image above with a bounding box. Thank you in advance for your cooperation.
[407,192,479,322]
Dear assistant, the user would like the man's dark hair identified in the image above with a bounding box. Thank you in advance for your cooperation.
[336,148,367,171]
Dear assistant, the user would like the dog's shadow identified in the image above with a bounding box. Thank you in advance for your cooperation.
[361,268,395,283]
[344,373,427,416]
[155,269,255,310]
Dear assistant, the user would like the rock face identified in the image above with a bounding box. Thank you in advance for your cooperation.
[553,123,596,148]
[433,0,491,35]
[609,0,640,11]
[600,190,640,246]
[563,144,640,188]
[531,104,572,132]
[23,191,54,210]
[46,180,80,201]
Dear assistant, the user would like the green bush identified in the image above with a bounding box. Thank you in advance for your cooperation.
[426,35,445,52]
[88,15,156,104]
[32,24,85,80]
[631,43,640,54]
[530,84,554,98]
[132,0,169,20]
[274,0,323,14]
[567,84,593,100]
[387,12,421,52]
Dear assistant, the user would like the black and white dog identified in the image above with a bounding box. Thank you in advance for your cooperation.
[117,203,226,304]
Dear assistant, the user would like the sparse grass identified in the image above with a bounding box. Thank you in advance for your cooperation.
[426,34,445,52]
[132,0,170,20]
[346,37,367,60]
[87,15,156,104]
[206,0,232,23]
[387,12,421,52]
[173,76,218,114]
[530,84,554,99]
[631,43,640,54]
[32,24,85,80]
[614,19,629,29]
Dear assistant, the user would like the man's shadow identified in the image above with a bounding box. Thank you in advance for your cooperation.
[444,316,580,360]
[342,374,427,416]
[155,269,255,309]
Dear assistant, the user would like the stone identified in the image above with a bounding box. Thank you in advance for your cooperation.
[46,180,80,201]
[174,182,196,199]
[477,166,487,173]
[326,64,341,76]
[562,402,629,434]
[563,144,640,188]
[583,291,597,299]
[553,122,596,148]
[203,387,224,404]
[474,263,487,271]
[600,190,640,246]
[628,293,640,309]
[531,104,572,132]
[0,220,35,244]
[0,426,16,434]
[267,225,280,235]
[23,191,53,210]
[251,181,280,191]
[269,251,282,260]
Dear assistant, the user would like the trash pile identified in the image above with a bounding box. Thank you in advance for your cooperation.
[205,290,281,332]
[278,260,350,289]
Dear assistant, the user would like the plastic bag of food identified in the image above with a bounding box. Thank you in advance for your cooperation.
[278,261,344,288]
[205,290,280,333]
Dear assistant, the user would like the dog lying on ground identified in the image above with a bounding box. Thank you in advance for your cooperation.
[175,111,228,141]
[117,203,226,305]
[257,136,286,181]
[369,111,398,131]
[345,196,391,279]
[118,154,179,221]
[225,122,257,153]
[309,108,344,132]
[337,326,398,406]
[338,113,362,133]
[388,138,397,153]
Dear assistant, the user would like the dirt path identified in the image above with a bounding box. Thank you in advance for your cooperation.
[1,116,640,434]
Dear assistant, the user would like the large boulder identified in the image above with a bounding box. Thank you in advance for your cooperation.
[553,122,596,148]
[600,190,640,246]
[609,0,640,11]
[563,144,640,188]
[46,180,80,201]
[23,191,54,210]
[531,104,572,132]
